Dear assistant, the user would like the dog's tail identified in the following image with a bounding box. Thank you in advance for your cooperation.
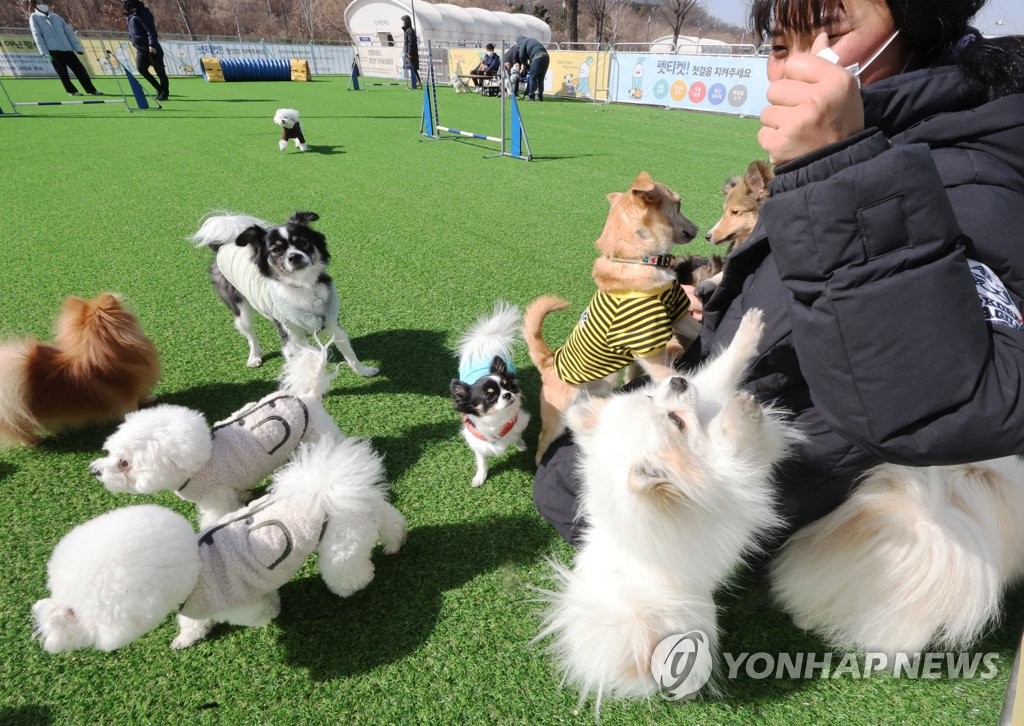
[0,340,40,446]
[456,300,522,368]
[189,212,269,249]
[279,343,336,401]
[270,435,393,516]
[523,295,570,373]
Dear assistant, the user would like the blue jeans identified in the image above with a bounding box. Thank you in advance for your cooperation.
[526,53,549,100]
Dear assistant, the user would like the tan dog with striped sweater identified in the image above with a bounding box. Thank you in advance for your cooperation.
[524,172,700,462]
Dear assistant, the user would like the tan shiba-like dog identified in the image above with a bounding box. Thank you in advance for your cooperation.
[525,172,699,461]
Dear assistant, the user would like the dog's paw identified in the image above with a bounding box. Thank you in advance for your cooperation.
[278,140,287,152]
[472,472,487,487]
[515,439,527,452]
[714,391,765,444]
[170,616,212,650]
[247,354,263,368]
[355,365,379,377]
[736,308,765,343]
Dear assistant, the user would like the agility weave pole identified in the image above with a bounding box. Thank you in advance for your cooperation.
[419,42,532,161]
[0,44,157,116]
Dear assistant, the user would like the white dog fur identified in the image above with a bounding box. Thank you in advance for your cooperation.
[91,345,343,527]
[34,436,406,652]
[771,456,1024,657]
[535,308,800,707]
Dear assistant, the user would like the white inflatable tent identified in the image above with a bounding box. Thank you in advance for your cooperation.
[344,0,551,49]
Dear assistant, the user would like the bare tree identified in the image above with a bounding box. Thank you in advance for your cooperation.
[171,0,196,39]
[657,0,702,46]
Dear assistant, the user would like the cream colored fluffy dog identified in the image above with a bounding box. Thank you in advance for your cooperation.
[33,436,406,652]
[536,309,800,707]
[90,345,342,527]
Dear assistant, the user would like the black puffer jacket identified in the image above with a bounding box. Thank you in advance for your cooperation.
[533,34,1024,546]
[693,33,1024,537]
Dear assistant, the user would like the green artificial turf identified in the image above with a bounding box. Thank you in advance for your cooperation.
[0,75,1019,724]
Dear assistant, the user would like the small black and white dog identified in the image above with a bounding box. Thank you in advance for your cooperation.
[190,211,378,376]
[449,302,530,487]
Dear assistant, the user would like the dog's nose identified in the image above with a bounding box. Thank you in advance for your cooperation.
[669,377,688,392]
[287,252,304,266]
[704,231,711,241]
[89,465,101,478]
[502,391,512,401]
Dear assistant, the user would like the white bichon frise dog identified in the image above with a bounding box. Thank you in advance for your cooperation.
[274,107,308,151]
[34,436,407,652]
[90,345,342,527]
[535,309,800,708]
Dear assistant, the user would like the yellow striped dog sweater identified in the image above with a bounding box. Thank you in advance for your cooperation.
[552,283,690,385]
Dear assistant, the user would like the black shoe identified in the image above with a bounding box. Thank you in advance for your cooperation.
[68,91,80,96]
[155,92,168,101]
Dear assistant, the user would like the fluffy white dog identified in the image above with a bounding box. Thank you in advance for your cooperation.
[33,436,406,652]
[451,73,472,94]
[771,456,1024,657]
[536,309,800,707]
[91,345,343,527]
[273,107,308,151]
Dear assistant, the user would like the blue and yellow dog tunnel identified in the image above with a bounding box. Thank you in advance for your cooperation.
[201,58,311,82]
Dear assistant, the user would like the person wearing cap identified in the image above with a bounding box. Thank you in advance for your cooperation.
[123,0,169,101]
[27,0,101,97]
[400,15,420,89]
[470,43,501,90]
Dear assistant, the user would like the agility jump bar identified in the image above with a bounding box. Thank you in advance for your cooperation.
[15,98,127,107]
[435,126,502,143]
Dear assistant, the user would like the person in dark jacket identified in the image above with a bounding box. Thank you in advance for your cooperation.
[513,35,549,101]
[534,0,1024,552]
[123,0,168,101]
[470,43,500,89]
[28,0,100,96]
[401,15,420,90]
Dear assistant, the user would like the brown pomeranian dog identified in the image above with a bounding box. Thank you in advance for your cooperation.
[0,293,160,445]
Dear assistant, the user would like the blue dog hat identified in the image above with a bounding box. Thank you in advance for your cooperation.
[459,354,516,385]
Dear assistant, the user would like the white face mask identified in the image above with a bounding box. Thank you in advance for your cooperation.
[817,28,901,86]
[36,3,50,12]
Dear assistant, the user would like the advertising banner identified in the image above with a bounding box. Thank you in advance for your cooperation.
[610,52,769,117]
[546,50,610,101]
[356,45,404,80]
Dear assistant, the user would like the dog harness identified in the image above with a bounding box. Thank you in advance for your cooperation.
[176,394,310,504]
[216,243,339,334]
[180,492,327,619]
[553,283,690,385]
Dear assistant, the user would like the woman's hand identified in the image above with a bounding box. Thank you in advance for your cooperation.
[758,33,865,166]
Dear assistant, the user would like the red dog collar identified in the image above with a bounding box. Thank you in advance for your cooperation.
[463,415,519,442]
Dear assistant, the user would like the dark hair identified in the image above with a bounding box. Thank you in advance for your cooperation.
[750,0,987,67]
[486,43,495,50]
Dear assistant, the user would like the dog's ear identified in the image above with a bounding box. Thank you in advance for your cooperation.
[565,395,610,438]
[746,160,774,201]
[289,211,319,226]
[489,356,508,376]
[628,462,687,504]
[722,175,742,197]
[236,225,265,247]
[630,172,662,208]
[606,191,623,207]
[450,380,473,413]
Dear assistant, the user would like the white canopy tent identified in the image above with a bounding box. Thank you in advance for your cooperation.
[344,0,551,48]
